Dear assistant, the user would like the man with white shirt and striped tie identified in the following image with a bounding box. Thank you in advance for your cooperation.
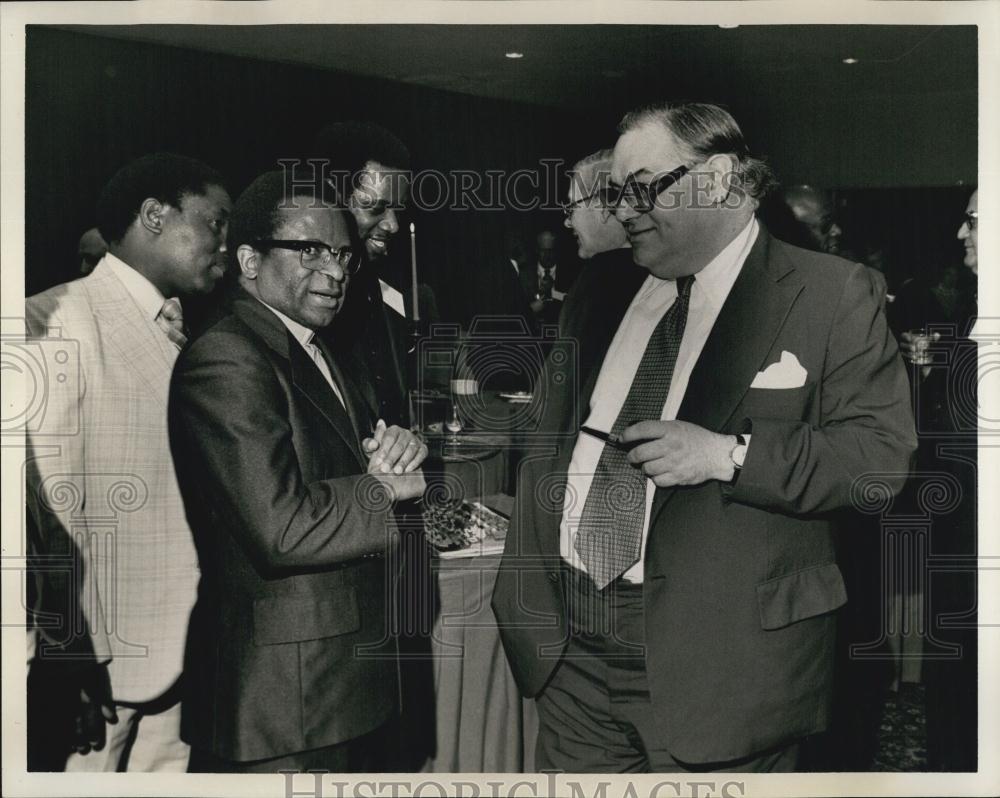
[493,102,917,773]
[25,153,231,771]
[168,170,427,773]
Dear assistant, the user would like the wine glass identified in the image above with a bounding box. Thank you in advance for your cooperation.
[445,398,463,445]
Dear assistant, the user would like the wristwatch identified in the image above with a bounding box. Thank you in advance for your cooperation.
[730,433,748,471]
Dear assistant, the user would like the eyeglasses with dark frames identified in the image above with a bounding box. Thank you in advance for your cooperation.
[253,239,361,275]
[561,190,605,218]
[963,211,978,231]
[605,164,693,216]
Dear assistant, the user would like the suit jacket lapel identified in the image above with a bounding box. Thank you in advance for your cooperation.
[314,336,373,461]
[648,229,804,527]
[289,344,367,470]
[232,292,367,471]
[86,262,174,409]
[679,230,803,429]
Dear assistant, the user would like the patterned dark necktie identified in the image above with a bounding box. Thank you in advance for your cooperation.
[574,275,694,589]
[155,297,187,349]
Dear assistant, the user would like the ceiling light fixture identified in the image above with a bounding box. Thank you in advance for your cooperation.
[842,57,859,64]
[505,52,524,59]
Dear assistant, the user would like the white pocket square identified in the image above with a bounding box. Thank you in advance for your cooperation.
[750,351,808,389]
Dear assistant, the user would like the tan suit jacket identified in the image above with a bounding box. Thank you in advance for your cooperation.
[25,257,199,702]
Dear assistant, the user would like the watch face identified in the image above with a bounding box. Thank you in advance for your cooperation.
[732,437,748,469]
[733,446,747,468]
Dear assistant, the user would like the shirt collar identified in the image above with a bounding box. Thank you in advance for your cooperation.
[694,216,759,307]
[102,252,170,321]
[634,216,758,306]
[254,297,317,349]
[537,262,557,277]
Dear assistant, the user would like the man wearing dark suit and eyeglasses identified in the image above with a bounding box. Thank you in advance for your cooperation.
[169,170,427,773]
[493,102,917,773]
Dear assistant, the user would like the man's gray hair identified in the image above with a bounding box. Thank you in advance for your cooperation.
[569,148,615,197]
[618,102,776,201]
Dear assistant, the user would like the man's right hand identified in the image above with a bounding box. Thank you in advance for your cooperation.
[374,470,427,502]
[363,421,428,475]
[73,662,117,754]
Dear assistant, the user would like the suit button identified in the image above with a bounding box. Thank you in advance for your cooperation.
[547,572,560,583]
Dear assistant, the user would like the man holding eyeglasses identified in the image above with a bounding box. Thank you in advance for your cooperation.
[168,170,427,773]
[493,102,916,772]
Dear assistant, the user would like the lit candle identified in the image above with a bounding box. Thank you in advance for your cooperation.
[409,222,421,322]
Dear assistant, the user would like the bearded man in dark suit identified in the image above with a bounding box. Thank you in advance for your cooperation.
[492,102,917,772]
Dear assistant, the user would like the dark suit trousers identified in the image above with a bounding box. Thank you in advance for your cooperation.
[187,722,391,774]
[535,567,799,773]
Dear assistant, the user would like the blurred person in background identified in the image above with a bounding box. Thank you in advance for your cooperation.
[561,147,645,345]
[768,184,886,308]
[519,227,577,329]
[896,189,978,771]
[780,184,844,256]
[77,226,107,276]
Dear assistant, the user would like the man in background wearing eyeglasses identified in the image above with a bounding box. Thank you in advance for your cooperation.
[168,170,427,773]
[895,188,979,771]
[559,147,645,327]
[493,102,917,772]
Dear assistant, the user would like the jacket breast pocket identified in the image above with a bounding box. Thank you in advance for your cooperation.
[756,562,847,630]
[253,591,360,645]
[739,382,815,422]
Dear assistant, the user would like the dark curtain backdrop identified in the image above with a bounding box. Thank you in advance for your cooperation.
[25,27,974,312]
[25,27,601,319]
[834,187,974,290]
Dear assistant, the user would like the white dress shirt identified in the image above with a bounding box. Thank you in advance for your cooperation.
[256,299,346,408]
[379,278,406,318]
[103,252,171,321]
[560,218,759,582]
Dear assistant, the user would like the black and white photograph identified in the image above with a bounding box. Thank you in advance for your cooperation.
[1,2,997,797]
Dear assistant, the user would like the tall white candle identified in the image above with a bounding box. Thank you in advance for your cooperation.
[409,222,421,322]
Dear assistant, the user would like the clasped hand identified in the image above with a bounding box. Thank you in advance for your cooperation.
[621,420,736,487]
[363,420,428,501]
